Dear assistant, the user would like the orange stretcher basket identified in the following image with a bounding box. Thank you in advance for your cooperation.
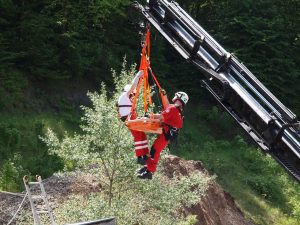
[125,117,163,134]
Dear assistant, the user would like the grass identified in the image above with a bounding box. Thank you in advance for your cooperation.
[0,111,81,191]
[172,104,300,225]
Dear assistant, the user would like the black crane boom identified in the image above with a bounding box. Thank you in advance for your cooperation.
[134,0,300,182]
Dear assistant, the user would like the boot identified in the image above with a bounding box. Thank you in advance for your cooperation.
[136,155,148,165]
[136,166,147,174]
[137,170,153,180]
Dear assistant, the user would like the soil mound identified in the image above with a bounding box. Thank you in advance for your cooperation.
[162,155,255,225]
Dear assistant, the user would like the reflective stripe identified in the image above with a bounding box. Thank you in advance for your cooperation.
[118,105,132,107]
[134,140,148,145]
[135,145,148,150]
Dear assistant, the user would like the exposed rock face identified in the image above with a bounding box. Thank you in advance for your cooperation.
[161,155,255,225]
[0,155,255,225]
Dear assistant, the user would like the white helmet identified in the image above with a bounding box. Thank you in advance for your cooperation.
[172,91,189,105]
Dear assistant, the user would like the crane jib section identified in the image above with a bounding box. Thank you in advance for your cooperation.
[134,0,300,182]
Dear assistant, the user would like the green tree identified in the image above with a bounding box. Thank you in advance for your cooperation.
[43,61,135,205]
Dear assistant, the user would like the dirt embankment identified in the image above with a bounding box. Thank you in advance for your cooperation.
[162,155,255,225]
[0,155,254,225]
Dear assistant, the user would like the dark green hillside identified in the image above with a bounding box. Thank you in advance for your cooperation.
[1,0,299,113]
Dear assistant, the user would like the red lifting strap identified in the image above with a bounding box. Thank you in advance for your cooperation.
[126,27,166,134]
[130,28,166,115]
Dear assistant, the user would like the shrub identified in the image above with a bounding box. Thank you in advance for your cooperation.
[0,154,27,191]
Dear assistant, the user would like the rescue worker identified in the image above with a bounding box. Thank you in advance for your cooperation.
[137,90,189,179]
[117,70,149,165]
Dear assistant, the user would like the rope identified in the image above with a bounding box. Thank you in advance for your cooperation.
[6,193,28,225]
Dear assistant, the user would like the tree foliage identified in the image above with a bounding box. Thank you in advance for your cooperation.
[0,153,26,191]
[1,0,299,113]
[0,0,136,81]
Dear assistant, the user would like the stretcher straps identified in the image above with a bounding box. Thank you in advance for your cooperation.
[147,76,152,107]
[142,29,151,112]
[143,70,148,111]
[130,29,149,115]
[130,27,165,115]
[145,26,150,59]
[148,67,167,110]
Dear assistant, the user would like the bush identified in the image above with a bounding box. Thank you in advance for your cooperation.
[0,154,27,191]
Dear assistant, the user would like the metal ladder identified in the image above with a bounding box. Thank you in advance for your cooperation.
[23,175,56,225]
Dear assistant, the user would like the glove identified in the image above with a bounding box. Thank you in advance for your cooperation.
[159,88,166,96]
[132,70,144,86]
[136,70,144,78]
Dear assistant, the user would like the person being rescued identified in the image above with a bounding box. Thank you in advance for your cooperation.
[136,90,189,179]
[117,70,149,165]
